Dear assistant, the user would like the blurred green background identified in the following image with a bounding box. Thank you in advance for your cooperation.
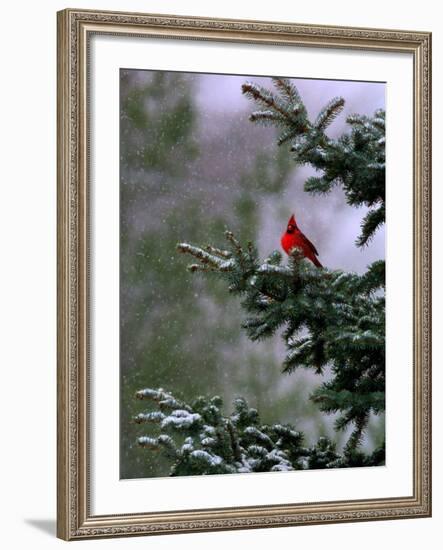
[120,69,385,479]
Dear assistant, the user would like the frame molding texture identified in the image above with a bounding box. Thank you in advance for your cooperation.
[57,8,431,540]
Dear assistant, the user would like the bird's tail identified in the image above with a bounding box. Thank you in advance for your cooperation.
[312,256,323,268]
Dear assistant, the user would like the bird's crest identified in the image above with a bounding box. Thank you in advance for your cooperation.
[287,214,298,230]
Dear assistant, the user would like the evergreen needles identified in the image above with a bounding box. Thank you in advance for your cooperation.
[133,389,384,474]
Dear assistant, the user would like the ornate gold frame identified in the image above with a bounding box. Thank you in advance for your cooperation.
[57,8,431,540]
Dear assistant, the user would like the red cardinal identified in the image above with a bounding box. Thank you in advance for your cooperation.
[281,214,323,268]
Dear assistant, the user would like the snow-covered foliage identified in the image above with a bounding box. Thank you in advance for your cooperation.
[134,389,385,474]
[134,388,384,475]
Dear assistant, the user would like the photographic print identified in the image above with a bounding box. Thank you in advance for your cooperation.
[57,9,431,539]
[120,70,386,480]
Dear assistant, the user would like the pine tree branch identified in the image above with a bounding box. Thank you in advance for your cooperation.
[133,389,380,475]
[357,204,385,247]
[314,97,345,131]
[177,242,235,272]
